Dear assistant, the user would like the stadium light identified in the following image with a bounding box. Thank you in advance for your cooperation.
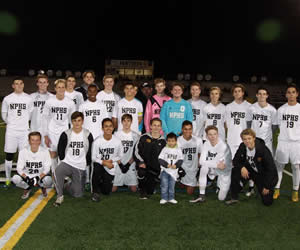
[65,70,72,77]
[47,70,54,77]
[0,68,7,76]
[261,76,267,82]
[37,69,45,75]
[196,74,203,81]
[28,69,35,77]
[205,74,212,81]
[56,70,63,77]
[286,77,293,84]
[184,73,191,81]
[233,75,240,82]
[74,71,81,78]
[177,73,184,81]
[250,75,257,83]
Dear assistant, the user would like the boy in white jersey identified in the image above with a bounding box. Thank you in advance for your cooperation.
[91,118,123,202]
[65,75,84,110]
[274,83,300,202]
[178,120,202,195]
[202,87,226,141]
[225,83,251,158]
[158,132,183,204]
[30,74,54,146]
[42,79,76,172]
[188,82,207,137]
[53,112,93,207]
[1,77,33,187]
[190,125,232,203]
[112,82,143,134]
[113,114,140,192]
[96,74,121,118]
[12,132,52,199]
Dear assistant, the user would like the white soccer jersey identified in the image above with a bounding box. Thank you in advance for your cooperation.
[225,100,251,146]
[1,92,33,131]
[96,91,121,118]
[42,96,76,136]
[65,90,84,111]
[188,98,207,137]
[202,103,226,141]
[277,103,300,142]
[248,102,277,144]
[63,131,87,170]
[30,91,54,132]
[159,146,183,180]
[79,100,109,139]
[115,130,140,165]
[92,135,123,175]
[17,146,51,178]
[114,98,143,134]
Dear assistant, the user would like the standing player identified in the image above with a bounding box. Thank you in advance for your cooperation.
[225,83,251,158]
[274,83,300,202]
[42,79,76,172]
[190,125,232,203]
[202,86,226,141]
[188,82,207,138]
[113,114,140,193]
[1,77,33,187]
[144,78,171,134]
[65,75,84,110]
[160,82,193,136]
[91,118,123,202]
[177,120,202,195]
[75,70,98,101]
[96,75,121,118]
[113,82,143,134]
[30,74,54,146]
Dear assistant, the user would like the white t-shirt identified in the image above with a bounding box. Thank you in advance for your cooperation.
[17,146,51,178]
[188,98,207,137]
[246,147,258,172]
[65,90,84,111]
[79,100,109,139]
[1,92,33,131]
[92,135,123,175]
[63,131,87,170]
[96,91,121,118]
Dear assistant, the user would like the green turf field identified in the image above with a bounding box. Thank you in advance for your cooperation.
[1,125,300,249]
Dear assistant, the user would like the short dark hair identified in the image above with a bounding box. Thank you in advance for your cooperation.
[65,74,76,81]
[102,118,113,127]
[28,131,42,140]
[150,118,162,125]
[123,82,135,90]
[166,132,177,140]
[286,83,299,93]
[88,84,98,91]
[182,120,193,129]
[71,111,84,120]
[256,87,269,95]
[121,114,133,121]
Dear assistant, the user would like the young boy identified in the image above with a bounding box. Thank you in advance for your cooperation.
[91,118,123,202]
[178,120,202,195]
[65,75,84,110]
[188,82,207,138]
[158,133,183,204]
[75,70,98,101]
[113,114,140,192]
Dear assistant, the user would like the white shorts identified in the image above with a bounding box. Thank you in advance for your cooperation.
[275,141,300,164]
[113,164,138,186]
[265,140,274,156]
[180,170,198,187]
[48,132,61,152]
[5,129,29,153]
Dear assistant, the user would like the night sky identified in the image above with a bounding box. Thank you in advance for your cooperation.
[1,0,300,80]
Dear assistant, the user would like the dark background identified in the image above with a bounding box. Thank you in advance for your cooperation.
[0,0,300,81]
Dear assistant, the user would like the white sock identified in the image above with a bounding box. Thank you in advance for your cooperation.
[5,160,12,181]
[275,163,285,189]
[51,157,58,173]
[199,186,206,195]
[291,164,300,191]
[86,165,90,184]
[249,180,254,188]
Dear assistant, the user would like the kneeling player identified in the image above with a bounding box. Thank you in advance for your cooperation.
[191,125,232,203]
[91,118,123,202]
[12,132,52,199]
[113,114,140,192]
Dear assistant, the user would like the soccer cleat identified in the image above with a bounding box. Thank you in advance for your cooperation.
[273,189,280,200]
[41,188,47,197]
[5,180,11,188]
[91,193,100,202]
[160,199,168,204]
[53,195,64,207]
[189,194,206,203]
[225,199,239,205]
[292,190,299,202]
[246,187,255,197]
[168,199,178,204]
[139,192,148,200]
[21,189,31,199]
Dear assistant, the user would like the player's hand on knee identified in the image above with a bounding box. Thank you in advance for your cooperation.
[241,167,249,179]
[262,188,269,195]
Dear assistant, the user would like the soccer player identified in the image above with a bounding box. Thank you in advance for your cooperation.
[177,120,202,195]
[12,132,52,199]
[274,83,300,202]
[91,118,123,202]
[113,82,143,134]
[42,79,76,172]
[134,118,166,199]
[144,78,171,134]
[75,70,98,100]
[160,82,193,136]
[30,74,54,146]
[158,132,183,204]
[190,125,232,203]
[1,77,33,187]
[65,75,84,110]
[96,74,121,118]
[113,114,140,192]
[202,86,226,141]
[225,83,251,158]
[226,129,278,206]
[53,111,93,207]
[188,81,207,137]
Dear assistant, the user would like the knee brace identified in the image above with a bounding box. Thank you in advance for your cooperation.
[137,168,147,180]
[5,153,14,161]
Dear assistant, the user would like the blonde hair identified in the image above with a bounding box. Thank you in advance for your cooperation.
[154,78,166,86]
[54,79,66,87]
[240,128,256,139]
[103,74,114,82]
